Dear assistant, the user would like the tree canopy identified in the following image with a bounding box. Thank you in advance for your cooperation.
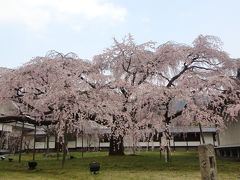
[0,35,239,156]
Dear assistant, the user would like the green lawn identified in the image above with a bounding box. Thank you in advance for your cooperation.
[0,151,239,180]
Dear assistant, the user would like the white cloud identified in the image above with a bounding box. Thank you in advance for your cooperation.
[0,0,127,31]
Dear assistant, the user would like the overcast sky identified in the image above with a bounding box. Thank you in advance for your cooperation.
[0,0,239,68]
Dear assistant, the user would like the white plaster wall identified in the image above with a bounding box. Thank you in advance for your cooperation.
[26,134,101,149]
[99,142,109,147]
[187,141,201,146]
[76,135,99,148]
[219,120,240,146]
[200,133,215,145]
[22,132,216,149]
[0,124,12,132]
[68,141,76,148]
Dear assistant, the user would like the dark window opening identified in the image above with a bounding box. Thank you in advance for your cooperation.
[174,132,200,141]
[99,134,109,142]
[35,135,46,142]
[67,133,76,141]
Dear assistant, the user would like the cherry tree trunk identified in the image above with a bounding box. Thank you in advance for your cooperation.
[166,141,170,162]
[109,135,124,156]
[163,124,171,163]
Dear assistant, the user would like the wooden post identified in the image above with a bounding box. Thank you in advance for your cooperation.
[19,120,25,163]
[216,130,220,146]
[46,126,49,155]
[159,134,162,159]
[81,130,84,158]
[0,124,4,149]
[213,133,216,146]
[199,123,205,144]
[56,136,60,160]
[173,135,175,152]
[13,121,17,155]
[147,139,149,151]
[230,149,233,157]
[75,132,77,149]
[33,124,37,161]
[55,130,60,161]
[86,135,89,151]
[62,124,68,168]
[98,135,100,151]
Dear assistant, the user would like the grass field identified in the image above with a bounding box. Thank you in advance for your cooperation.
[0,151,239,180]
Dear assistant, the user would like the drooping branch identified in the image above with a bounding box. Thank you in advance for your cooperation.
[79,76,96,89]
[122,56,132,74]
[137,69,150,85]
[157,72,170,82]
[120,87,129,98]
[166,64,189,87]
[189,65,217,71]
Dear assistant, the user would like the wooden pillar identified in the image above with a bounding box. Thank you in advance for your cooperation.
[230,149,233,158]
[173,135,175,152]
[81,131,84,158]
[33,124,37,161]
[55,127,60,161]
[199,132,202,145]
[19,121,25,163]
[159,134,162,159]
[86,135,89,151]
[147,139,149,151]
[0,124,4,149]
[199,123,205,144]
[46,126,49,155]
[98,135,101,151]
[62,124,68,168]
[216,131,220,146]
[223,150,227,157]
[56,136,60,160]
[213,133,216,146]
[75,132,77,149]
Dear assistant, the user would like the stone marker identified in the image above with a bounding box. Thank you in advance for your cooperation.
[198,144,217,180]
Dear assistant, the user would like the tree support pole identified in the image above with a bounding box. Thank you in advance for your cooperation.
[75,131,77,149]
[81,130,84,158]
[46,125,49,155]
[159,134,162,159]
[62,124,68,168]
[199,123,205,144]
[0,124,4,149]
[56,139,60,160]
[19,121,25,163]
[33,124,36,160]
